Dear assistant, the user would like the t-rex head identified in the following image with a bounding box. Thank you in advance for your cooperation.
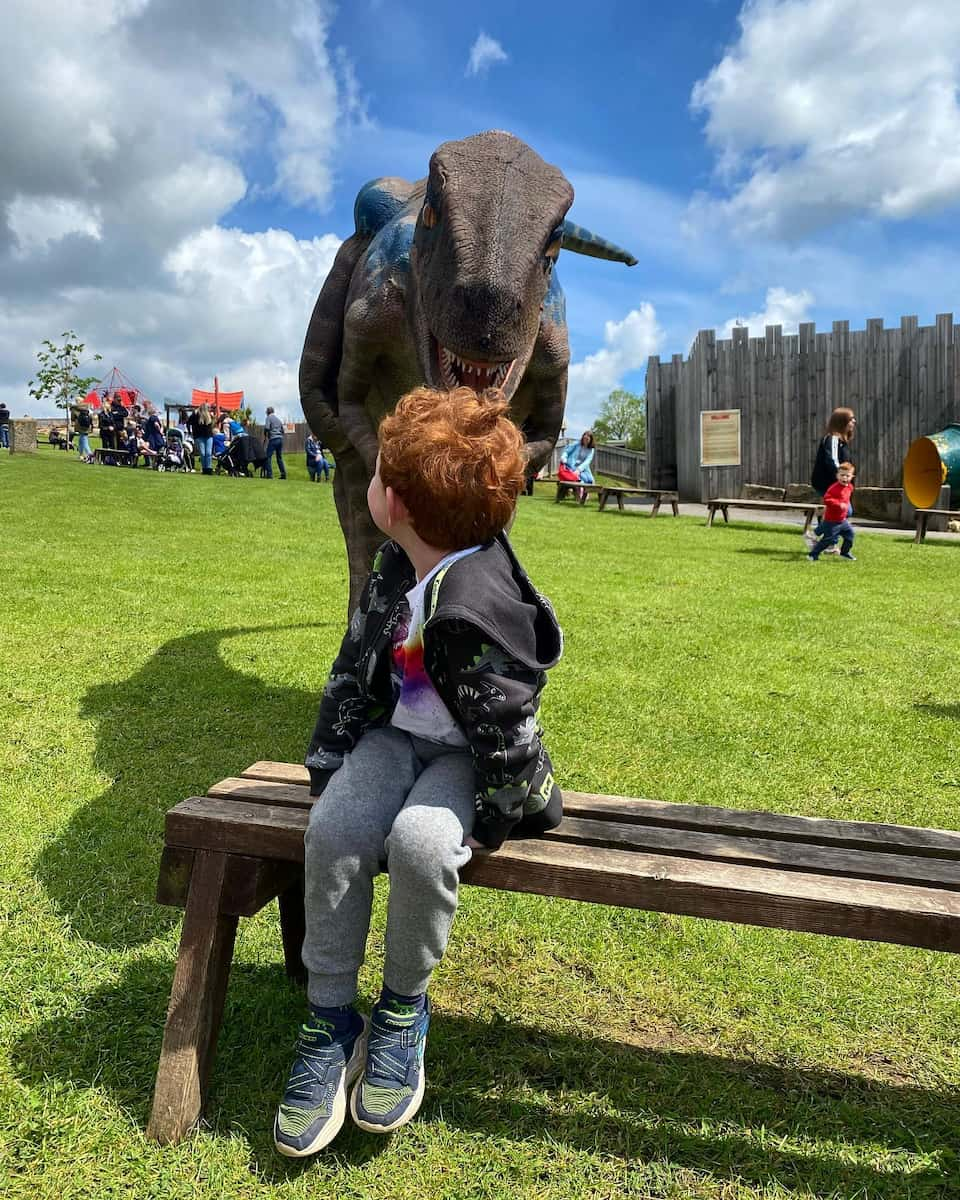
[409,130,634,401]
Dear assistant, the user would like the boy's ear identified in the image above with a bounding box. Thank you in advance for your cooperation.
[385,486,410,527]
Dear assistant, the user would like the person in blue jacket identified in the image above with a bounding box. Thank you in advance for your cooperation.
[561,431,596,502]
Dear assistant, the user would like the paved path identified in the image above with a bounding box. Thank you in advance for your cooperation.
[615,497,960,542]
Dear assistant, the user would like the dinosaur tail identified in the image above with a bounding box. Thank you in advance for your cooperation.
[560,220,637,266]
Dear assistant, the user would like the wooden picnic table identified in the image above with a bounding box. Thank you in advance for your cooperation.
[94,446,137,466]
[598,486,679,516]
[913,507,960,543]
[707,497,822,532]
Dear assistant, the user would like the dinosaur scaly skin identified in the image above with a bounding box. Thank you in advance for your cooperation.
[299,131,635,611]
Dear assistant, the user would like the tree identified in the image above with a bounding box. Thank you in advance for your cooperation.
[28,332,102,432]
[592,388,645,450]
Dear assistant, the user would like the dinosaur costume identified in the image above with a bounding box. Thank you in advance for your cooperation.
[299,130,636,609]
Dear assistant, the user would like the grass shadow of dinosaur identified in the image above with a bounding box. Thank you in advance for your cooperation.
[10,956,959,1195]
[32,623,333,949]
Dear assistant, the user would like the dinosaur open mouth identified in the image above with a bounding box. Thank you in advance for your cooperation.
[432,335,514,393]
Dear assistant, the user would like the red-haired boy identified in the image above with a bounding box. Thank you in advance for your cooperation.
[275,387,563,1155]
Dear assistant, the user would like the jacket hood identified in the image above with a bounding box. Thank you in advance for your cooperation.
[423,533,562,671]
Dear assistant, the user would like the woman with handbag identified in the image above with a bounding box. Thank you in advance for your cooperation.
[559,431,596,502]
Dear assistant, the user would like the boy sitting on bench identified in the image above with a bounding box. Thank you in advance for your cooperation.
[275,385,563,1156]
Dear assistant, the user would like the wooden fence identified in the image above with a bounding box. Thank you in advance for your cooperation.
[646,314,960,501]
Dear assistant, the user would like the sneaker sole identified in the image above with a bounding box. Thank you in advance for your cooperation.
[349,1065,426,1135]
[274,1020,369,1157]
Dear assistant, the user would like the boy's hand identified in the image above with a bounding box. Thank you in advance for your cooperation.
[463,835,491,854]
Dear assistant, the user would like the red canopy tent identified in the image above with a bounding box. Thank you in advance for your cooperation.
[190,376,244,411]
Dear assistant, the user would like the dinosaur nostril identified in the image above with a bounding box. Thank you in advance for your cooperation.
[479,334,491,351]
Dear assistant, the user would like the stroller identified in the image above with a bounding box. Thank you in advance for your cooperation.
[158,427,195,473]
[216,434,266,477]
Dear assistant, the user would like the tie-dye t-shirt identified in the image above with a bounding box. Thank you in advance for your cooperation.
[389,545,480,745]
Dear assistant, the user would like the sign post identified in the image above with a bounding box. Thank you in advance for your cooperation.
[700,409,741,468]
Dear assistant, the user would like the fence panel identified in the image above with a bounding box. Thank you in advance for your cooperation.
[645,313,960,500]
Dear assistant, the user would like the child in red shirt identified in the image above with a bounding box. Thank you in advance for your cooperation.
[807,463,856,561]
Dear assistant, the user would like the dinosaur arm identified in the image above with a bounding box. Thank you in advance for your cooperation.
[336,320,381,474]
[520,363,567,473]
[299,233,369,456]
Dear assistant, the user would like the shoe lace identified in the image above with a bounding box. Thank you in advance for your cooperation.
[366,1006,418,1086]
[284,1018,341,1103]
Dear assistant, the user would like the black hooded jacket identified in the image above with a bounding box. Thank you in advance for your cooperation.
[306,534,563,849]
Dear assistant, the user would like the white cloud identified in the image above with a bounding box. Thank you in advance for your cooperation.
[720,286,814,337]
[7,198,102,257]
[0,0,361,416]
[691,0,960,235]
[565,304,663,430]
[466,32,508,77]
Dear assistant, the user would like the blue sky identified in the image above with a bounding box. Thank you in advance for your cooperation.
[3,0,960,430]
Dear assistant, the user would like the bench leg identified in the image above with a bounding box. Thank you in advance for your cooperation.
[707,505,716,527]
[278,872,308,984]
[147,850,238,1145]
[721,506,729,523]
[651,497,661,517]
[555,484,564,503]
[671,500,679,516]
[617,493,625,512]
[915,514,926,544]
[598,489,608,511]
[803,510,813,533]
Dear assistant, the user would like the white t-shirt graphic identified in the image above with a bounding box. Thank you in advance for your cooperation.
[389,546,480,745]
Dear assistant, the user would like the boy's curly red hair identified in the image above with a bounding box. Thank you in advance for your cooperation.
[378,386,525,549]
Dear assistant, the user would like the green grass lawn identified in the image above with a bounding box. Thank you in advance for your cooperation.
[2,447,960,1200]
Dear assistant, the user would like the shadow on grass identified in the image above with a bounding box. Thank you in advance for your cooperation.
[10,957,959,1194]
[735,547,810,562]
[32,624,332,949]
[915,702,960,721]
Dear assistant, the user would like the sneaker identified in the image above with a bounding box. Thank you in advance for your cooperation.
[823,545,841,555]
[350,996,430,1134]
[840,552,857,561]
[806,554,817,563]
[274,1010,368,1157]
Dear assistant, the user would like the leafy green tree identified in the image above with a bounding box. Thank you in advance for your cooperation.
[28,332,102,432]
[592,388,645,450]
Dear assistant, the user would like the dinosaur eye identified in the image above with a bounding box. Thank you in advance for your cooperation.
[422,202,438,229]
[544,230,562,261]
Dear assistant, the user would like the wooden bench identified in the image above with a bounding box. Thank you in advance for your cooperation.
[555,481,605,505]
[598,487,679,516]
[913,507,960,543]
[147,759,960,1145]
[707,498,822,531]
[94,446,137,466]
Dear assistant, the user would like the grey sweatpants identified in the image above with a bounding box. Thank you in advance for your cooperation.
[303,726,475,1007]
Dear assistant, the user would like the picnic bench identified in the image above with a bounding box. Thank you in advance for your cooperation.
[913,507,960,543]
[706,498,822,531]
[94,446,137,466]
[598,487,679,516]
[147,759,960,1145]
[554,481,605,505]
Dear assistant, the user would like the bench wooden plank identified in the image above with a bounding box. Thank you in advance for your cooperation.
[156,845,301,915]
[709,498,821,510]
[463,839,960,953]
[232,768,960,860]
[204,780,960,889]
[165,796,960,951]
